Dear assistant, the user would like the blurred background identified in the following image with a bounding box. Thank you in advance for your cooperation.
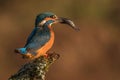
[0,0,120,80]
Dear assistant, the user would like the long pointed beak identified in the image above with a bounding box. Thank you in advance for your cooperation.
[56,17,80,31]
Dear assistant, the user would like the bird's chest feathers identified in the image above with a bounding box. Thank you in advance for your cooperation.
[36,26,54,56]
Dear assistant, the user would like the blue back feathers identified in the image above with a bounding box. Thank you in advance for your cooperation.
[24,20,54,54]
[16,12,55,55]
[25,26,50,51]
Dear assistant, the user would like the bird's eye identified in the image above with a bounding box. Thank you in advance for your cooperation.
[50,15,57,19]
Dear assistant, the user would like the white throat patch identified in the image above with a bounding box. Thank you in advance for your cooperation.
[39,20,47,26]
[39,20,53,27]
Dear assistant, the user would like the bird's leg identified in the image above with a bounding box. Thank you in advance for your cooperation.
[44,53,48,58]
[22,53,34,59]
[45,51,58,58]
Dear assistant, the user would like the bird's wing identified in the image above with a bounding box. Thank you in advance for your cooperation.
[24,27,50,52]
[24,27,37,47]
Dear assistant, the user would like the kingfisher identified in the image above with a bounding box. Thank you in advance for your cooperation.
[15,12,79,59]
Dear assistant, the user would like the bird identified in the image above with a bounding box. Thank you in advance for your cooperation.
[15,12,79,59]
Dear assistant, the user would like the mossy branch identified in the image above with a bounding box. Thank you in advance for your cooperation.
[8,53,60,80]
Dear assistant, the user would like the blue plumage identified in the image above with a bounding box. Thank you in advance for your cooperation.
[15,12,78,59]
[16,20,54,55]
[35,12,55,26]
[15,48,27,54]
[24,26,51,54]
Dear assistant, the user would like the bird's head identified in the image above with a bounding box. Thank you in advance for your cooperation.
[35,12,79,30]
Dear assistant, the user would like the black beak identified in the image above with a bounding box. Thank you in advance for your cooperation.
[56,17,80,31]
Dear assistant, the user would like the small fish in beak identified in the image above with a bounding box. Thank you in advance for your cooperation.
[56,17,80,31]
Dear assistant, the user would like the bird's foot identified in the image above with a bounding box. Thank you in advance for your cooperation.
[22,53,34,59]
[44,54,48,58]
[46,52,60,59]
[48,53,60,59]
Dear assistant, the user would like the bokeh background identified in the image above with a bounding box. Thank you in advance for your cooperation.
[0,0,120,80]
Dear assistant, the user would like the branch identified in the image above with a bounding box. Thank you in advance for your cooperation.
[8,53,60,80]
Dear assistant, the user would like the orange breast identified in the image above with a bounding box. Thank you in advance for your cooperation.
[34,27,54,58]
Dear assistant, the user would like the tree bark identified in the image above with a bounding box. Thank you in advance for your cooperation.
[8,53,60,80]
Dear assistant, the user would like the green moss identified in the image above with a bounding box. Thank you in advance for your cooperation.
[8,53,60,80]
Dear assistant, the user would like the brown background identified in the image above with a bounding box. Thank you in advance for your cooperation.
[0,0,120,80]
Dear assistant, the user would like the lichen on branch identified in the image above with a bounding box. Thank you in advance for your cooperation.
[8,53,60,80]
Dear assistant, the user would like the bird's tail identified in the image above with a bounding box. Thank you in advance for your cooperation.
[14,48,27,54]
